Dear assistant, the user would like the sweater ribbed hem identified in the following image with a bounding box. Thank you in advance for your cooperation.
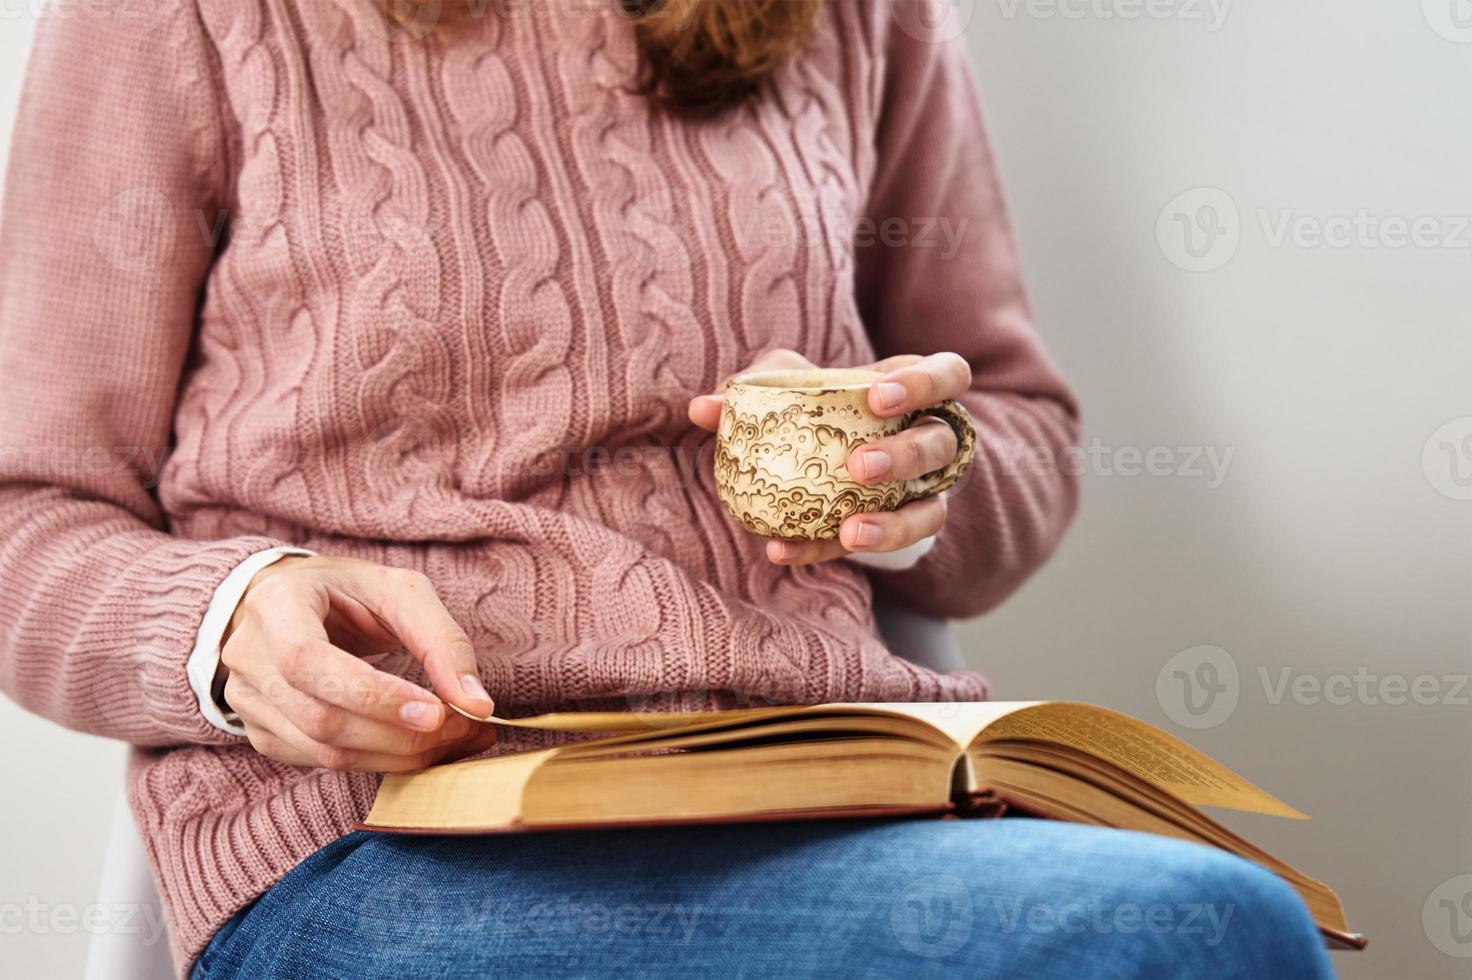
[0,485,287,746]
[105,535,291,745]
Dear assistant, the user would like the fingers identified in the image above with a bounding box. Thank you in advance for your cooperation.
[240,694,496,774]
[765,498,948,566]
[847,417,959,485]
[228,613,499,774]
[343,565,497,720]
[226,596,449,732]
[225,555,502,773]
[688,349,817,431]
[692,350,965,566]
[840,498,948,554]
[687,394,724,432]
[241,720,316,769]
[866,352,972,418]
[694,351,971,430]
[227,668,474,754]
[766,537,848,566]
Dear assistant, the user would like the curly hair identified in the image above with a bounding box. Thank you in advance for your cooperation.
[622,0,822,116]
[379,0,821,117]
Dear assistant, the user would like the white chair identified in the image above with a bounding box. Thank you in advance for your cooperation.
[84,603,962,978]
[84,793,176,980]
[871,596,965,674]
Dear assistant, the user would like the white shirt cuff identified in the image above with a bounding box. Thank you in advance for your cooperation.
[188,546,315,735]
[843,533,937,572]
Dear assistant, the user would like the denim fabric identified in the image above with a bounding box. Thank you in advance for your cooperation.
[192,819,1335,979]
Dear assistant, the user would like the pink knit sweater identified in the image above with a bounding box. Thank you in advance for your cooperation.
[0,0,1077,971]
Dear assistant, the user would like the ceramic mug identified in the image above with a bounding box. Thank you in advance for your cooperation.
[714,368,977,541]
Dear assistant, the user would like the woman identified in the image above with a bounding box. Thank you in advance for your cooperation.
[0,0,1332,977]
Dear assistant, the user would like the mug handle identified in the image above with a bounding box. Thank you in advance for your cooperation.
[901,400,977,501]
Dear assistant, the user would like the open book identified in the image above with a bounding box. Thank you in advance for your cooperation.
[359,700,1364,950]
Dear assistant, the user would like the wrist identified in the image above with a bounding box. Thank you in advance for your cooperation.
[224,554,311,643]
[215,553,315,704]
[190,545,316,735]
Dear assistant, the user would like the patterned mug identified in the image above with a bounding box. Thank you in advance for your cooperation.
[714,368,977,541]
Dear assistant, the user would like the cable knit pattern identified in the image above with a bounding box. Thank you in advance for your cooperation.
[0,1,1078,973]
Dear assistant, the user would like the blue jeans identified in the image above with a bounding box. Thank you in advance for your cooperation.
[192,819,1335,979]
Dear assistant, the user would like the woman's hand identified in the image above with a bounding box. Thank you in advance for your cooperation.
[219,555,499,772]
[688,348,972,565]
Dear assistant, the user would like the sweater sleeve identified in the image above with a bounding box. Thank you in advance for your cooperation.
[855,8,1081,620]
[0,3,285,746]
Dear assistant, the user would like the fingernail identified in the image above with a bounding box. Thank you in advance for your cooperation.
[460,673,492,704]
[770,541,790,562]
[875,382,907,411]
[849,520,883,548]
[399,700,439,731]
[856,449,891,482]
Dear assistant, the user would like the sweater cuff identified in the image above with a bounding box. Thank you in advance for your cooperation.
[76,534,294,745]
[188,546,316,735]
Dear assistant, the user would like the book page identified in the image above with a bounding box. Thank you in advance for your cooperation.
[977,702,1307,819]
[456,708,778,732]
[450,700,1302,818]
[828,701,1040,748]
[364,748,555,831]
[460,702,1039,746]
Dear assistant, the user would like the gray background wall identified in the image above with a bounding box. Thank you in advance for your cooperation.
[954,2,1471,978]
[1,2,1467,977]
